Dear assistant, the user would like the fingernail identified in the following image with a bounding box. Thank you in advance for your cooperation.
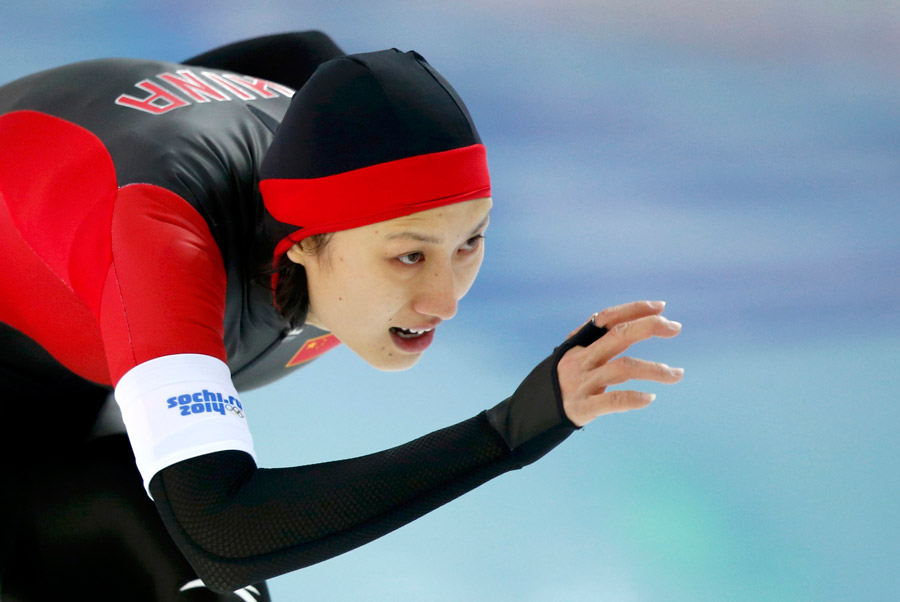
[652,300,666,309]
[647,393,657,402]
[671,367,684,376]
[669,320,682,329]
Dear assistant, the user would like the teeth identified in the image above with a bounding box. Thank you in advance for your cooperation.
[391,327,433,338]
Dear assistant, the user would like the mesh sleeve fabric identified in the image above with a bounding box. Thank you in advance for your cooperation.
[150,320,608,593]
[151,413,518,592]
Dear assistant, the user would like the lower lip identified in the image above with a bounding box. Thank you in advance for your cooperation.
[390,329,435,353]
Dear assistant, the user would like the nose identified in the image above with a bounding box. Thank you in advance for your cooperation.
[412,261,458,321]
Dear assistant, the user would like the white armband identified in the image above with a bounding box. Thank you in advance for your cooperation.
[114,354,256,496]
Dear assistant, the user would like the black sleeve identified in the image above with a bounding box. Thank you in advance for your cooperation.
[182,31,345,90]
[150,321,607,593]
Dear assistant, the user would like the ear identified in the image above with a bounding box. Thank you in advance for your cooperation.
[285,243,306,265]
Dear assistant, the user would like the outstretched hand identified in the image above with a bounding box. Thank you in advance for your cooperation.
[558,300,683,427]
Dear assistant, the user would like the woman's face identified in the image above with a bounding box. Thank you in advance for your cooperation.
[287,197,492,371]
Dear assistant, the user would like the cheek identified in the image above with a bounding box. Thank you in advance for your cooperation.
[456,252,485,298]
[305,259,357,323]
[304,266,333,309]
[311,260,403,325]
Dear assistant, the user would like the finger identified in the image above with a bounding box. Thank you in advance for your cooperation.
[566,300,665,339]
[592,300,666,329]
[587,314,682,365]
[575,390,656,423]
[600,390,657,415]
[588,356,684,389]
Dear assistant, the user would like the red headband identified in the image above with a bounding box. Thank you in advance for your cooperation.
[262,143,491,266]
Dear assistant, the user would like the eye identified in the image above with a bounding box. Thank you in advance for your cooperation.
[397,251,424,265]
[459,234,485,253]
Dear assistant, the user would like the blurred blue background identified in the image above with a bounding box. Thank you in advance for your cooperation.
[3,2,898,600]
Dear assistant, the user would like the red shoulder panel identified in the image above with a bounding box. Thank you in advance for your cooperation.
[101,183,228,384]
[0,110,116,314]
[0,185,111,383]
[0,111,228,386]
[0,111,117,383]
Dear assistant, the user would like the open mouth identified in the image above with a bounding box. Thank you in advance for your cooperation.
[389,326,436,352]
[389,327,433,339]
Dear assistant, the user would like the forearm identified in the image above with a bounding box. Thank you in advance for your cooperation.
[151,412,534,591]
[150,321,605,593]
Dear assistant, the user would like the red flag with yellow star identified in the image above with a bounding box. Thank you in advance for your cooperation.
[285,334,341,367]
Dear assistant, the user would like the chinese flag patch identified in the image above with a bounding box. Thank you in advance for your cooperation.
[286,334,341,367]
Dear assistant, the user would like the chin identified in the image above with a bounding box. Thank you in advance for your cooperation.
[371,353,422,372]
[342,333,429,372]
[357,348,423,372]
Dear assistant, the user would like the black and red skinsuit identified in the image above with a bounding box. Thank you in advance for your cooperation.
[0,32,604,601]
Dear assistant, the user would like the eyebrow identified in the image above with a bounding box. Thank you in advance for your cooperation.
[385,212,491,245]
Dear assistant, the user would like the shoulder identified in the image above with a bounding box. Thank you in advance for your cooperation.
[0,57,293,166]
[2,56,293,203]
